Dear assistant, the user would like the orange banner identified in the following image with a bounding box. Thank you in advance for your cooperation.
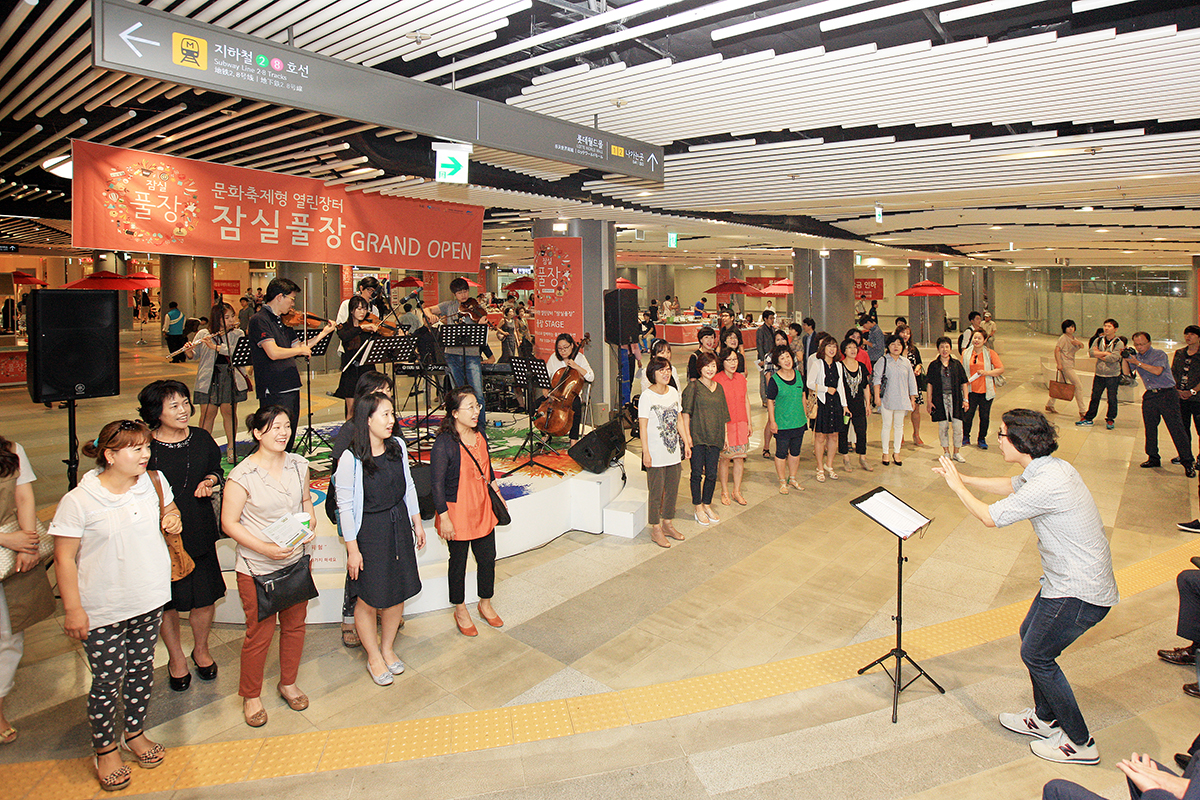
[72,141,483,272]
[532,237,584,361]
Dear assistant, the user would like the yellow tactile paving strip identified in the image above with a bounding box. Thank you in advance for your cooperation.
[5,535,1198,798]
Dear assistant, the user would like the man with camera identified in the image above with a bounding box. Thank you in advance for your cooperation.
[1126,331,1196,477]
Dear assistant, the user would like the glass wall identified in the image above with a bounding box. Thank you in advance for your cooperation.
[1029,266,1193,343]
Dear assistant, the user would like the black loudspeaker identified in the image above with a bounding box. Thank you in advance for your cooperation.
[568,418,626,473]
[604,288,639,345]
[27,289,121,403]
[408,463,436,520]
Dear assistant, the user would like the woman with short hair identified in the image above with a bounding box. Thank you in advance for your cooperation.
[926,336,970,462]
[681,351,730,526]
[766,345,807,493]
[222,406,317,728]
[639,356,685,548]
[137,379,225,694]
[874,335,918,466]
[51,420,175,791]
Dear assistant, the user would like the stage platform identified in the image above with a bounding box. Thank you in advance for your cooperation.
[213,413,639,623]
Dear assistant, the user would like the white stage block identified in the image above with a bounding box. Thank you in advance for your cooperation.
[603,491,648,539]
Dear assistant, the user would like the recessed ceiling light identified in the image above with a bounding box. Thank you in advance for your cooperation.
[1080,206,1094,212]
[1094,229,1110,233]
[989,226,1002,230]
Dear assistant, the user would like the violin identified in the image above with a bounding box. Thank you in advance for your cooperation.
[534,333,591,438]
[359,313,400,337]
[281,310,330,329]
[281,310,337,353]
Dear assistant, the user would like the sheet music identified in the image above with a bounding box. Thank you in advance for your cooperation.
[853,490,930,539]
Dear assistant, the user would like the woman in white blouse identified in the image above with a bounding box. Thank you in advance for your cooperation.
[222,406,316,728]
[544,333,595,447]
[51,420,176,792]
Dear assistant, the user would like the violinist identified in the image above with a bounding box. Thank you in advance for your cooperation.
[334,277,387,347]
[188,302,249,463]
[423,277,488,429]
[333,296,382,419]
[545,333,595,447]
[248,278,334,452]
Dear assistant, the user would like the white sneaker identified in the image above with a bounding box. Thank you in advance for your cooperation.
[952,453,967,463]
[1030,729,1100,765]
[998,708,1057,738]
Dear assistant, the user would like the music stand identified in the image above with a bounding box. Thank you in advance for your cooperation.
[508,356,562,476]
[227,335,255,465]
[293,327,334,456]
[850,487,945,723]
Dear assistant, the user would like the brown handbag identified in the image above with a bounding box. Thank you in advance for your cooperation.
[149,471,195,581]
[1048,370,1075,401]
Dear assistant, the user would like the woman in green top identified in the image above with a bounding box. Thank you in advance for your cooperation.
[680,352,730,526]
[766,345,808,494]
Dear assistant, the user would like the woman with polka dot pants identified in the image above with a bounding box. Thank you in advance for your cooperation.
[51,420,175,792]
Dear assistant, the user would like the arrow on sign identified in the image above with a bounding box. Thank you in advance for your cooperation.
[648,153,659,170]
[119,22,161,58]
[443,156,462,176]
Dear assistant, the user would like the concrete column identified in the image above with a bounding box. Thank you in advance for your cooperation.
[793,249,855,336]
[906,259,945,345]
[277,262,340,373]
[958,265,985,330]
[531,218,617,420]
[645,264,673,315]
[160,254,213,322]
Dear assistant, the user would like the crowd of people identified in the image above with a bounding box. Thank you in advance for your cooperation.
[5,285,1200,794]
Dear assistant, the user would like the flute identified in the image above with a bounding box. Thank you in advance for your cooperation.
[164,331,217,360]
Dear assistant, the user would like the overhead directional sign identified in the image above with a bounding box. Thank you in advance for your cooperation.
[92,0,664,182]
[433,142,471,184]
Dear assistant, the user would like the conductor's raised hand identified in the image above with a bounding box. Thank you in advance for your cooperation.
[933,453,965,490]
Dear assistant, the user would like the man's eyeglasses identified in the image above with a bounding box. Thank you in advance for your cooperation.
[997,429,1008,439]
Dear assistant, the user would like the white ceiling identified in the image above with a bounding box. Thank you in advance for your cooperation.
[1,0,1198,270]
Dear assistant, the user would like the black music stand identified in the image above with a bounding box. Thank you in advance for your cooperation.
[508,356,562,476]
[227,335,255,465]
[293,327,333,456]
[850,487,944,723]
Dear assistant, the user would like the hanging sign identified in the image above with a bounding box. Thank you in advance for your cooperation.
[73,141,483,272]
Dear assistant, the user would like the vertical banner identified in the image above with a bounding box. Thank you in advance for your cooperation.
[341,265,354,301]
[212,279,241,298]
[532,237,584,361]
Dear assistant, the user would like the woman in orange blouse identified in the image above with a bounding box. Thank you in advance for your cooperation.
[962,328,1006,450]
[431,387,507,637]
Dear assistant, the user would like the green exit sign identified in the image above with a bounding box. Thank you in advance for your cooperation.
[667,232,678,248]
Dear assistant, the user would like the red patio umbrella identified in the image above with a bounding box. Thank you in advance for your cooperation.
[397,276,424,288]
[759,279,793,296]
[128,271,160,287]
[506,276,535,291]
[463,277,482,288]
[897,280,958,297]
[704,278,764,296]
[11,270,47,286]
[62,270,153,291]
[615,277,642,290]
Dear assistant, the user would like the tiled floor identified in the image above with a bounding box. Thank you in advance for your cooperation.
[1,325,1197,799]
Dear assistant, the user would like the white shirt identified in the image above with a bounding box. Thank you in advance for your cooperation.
[49,469,173,629]
[13,442,34,486]
[638,386,683,467]
[547,350,594,383]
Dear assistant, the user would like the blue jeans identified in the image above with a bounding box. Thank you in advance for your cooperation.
[445,352,486,429]
[689,444,720,505]
[1019,593,1109,744]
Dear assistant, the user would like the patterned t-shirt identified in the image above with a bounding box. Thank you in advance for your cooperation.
[638,386,682,468]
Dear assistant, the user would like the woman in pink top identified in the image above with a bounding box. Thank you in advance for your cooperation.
[715,347,752,505]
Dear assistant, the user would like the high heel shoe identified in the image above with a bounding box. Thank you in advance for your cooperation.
[815,468,825,482]
[94,747,131,792]
[704,507,720,523]
[120,732,165,769]
[480,609,504,627]
[168,669,191,692]
[456,614,479,637]
[191,651,217,681]
[826,467,839,480]
[694,511,710,526]
[721,491,731,506]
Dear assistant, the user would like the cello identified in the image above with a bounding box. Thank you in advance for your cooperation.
[533,333,591,438]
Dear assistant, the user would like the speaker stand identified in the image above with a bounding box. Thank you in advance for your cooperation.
[64,398,80,489]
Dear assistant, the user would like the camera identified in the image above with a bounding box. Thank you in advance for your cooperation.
[1121,347,1137,358]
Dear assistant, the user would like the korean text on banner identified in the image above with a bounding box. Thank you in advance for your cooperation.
[72,141,483,273]
[532,237,584,361]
